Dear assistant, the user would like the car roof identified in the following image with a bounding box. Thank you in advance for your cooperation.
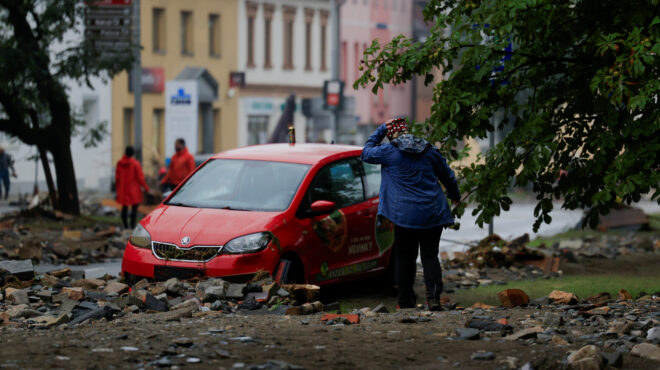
[212,143,363,165]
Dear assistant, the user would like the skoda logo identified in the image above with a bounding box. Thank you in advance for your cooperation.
[181,236,191,246]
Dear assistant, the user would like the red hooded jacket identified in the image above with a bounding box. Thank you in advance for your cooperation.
[160,147,196,186]
[115,156,150,206]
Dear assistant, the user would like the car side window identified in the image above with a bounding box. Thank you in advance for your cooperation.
[362,161,381,199]
[305,159,365,211]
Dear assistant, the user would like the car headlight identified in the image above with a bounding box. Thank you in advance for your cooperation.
[129,224,152,249]
[222,232,272,254]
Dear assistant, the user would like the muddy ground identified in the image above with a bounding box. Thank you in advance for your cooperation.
[1,306,656,370]
[2,255,660,369]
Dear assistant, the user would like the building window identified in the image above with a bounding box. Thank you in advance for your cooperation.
[209,14,221,57]
[213,108,221,152]
[320,10,329,71]
[152,109,164,158]
[123,108,134,147]
[246,2,257,68]
[354,42,360,81]
[341,41,347,81]
[282,6,296,70]
[263,4,274,69]
[152,8,166,53]
[304,8,314,71]
[181,11,193,55]
[248,115,269,145]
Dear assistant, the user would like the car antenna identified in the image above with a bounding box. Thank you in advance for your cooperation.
[288,125,296,145]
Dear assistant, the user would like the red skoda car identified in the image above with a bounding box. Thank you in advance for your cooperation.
[121,144,395,285]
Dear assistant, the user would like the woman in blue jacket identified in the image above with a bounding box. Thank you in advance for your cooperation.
[362,118,460,310]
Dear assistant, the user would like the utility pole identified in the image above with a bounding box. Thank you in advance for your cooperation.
[330,0,341,143]
[132,0,143,163]
[488,129,495,235]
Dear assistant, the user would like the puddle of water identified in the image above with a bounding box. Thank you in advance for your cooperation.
[35,259,122,279]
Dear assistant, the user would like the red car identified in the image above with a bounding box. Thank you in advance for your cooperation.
[121,144,395,285]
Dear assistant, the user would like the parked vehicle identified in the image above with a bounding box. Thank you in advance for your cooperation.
[121,144,394,284]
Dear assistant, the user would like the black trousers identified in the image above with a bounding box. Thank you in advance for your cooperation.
[121,205,139,229]
[393,225,443,308]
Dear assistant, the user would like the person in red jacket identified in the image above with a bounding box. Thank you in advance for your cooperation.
[159,138,196,191]
[115,146,150,229]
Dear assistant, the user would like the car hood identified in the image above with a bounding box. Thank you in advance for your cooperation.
[142,205,283,247]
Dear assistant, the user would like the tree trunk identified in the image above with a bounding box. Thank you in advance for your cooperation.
[38,147,59,210]
[49,140,80,215]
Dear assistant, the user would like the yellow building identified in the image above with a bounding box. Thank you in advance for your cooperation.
[111,0,239,178]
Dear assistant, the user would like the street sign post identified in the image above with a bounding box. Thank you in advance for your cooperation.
[323,80,344,110]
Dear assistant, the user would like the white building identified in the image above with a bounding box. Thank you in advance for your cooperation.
[236,0,332,145]
[0,29,113,198]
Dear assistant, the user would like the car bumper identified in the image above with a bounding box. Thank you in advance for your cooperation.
[121,241,280,281]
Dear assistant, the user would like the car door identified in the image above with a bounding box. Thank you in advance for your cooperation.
[296,157,376,284]
[361,161,395,266]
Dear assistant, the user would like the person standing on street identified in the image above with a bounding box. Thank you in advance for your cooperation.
[0,147,17,200]
[362,117,461,310]
[159,138,196,192]
[115,146,150,230]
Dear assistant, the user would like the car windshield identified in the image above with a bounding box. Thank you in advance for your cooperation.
[166,159,310,211]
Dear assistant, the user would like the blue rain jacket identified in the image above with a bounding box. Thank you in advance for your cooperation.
[362,124,460,229]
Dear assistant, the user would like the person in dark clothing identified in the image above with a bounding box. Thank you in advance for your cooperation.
[362,118,461,310]
[0,147,17,200]
[115,146,150,229]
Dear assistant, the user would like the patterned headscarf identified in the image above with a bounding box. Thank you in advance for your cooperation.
[385,117,409,140]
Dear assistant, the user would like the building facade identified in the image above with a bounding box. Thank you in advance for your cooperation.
[236,0,331,146]
[340,0,413,137]
[111,0,239,178]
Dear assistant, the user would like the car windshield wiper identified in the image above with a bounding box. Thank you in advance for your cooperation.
[167,201,192,207]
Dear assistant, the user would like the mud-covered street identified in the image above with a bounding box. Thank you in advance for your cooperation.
[2,305,658,370]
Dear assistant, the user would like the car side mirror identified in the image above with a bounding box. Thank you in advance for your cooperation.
[310,200,335,215]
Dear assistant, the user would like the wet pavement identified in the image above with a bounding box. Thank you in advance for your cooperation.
[441,200,660,254]
[34,259,122,279]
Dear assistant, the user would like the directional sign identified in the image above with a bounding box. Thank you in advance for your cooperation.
[85,1,133,58]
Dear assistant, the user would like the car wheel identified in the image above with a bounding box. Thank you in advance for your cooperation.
[274,257,304,284]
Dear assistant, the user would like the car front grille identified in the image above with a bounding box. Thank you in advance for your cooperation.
[152,242,222,262]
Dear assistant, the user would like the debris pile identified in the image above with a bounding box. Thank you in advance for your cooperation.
[0,265,328,329]
[461,234,545,269]
[0,218,125,265]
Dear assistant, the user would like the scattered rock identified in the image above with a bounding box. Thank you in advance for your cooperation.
[173,337,194,347]
[72,278,105,290]
[542,312,564,327]
[567,345,604,370]
[320,313,359,325]
[225,283,247,299]
[455,328,481,340]
[47,267,71,278]
[504,326,543,341]
[372,303,389,313]
[551,335,569,345]
[549,290,578,305]
[6,288,29,305]
[618,289,632,301]
[60,287,85,301]
[600,351,623,368]
[68,305,116,326]
[471,351,495,360]
[465,319,513,333]
[163,278,184,296]
[142,293,168,312]
[497,289,530,308]
[285,301,322,315]
[647,327,660,343]
[0,259,34,280]
[103,282,129,295]
[631,343,660,361]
